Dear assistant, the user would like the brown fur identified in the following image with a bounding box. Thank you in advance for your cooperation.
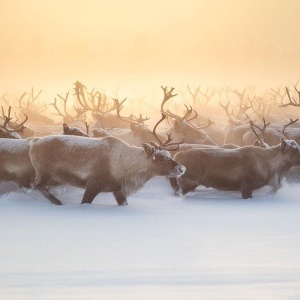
[0,139,35,188]
[160,120,217,145]
[172,140,300,199]
[29,135,186,205]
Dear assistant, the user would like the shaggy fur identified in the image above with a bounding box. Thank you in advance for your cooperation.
[29,135,186,205]
[172,140,300,199]
[0,138,35,188]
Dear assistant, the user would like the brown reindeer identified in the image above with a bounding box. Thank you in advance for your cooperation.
[243,118,299,147]
[171,139,300,199]
[50,91,87,124]
[0,106,28,139]
[92,98,156,146]
[29,135,186,205]
[17,88,54,125]
[159,86,216,145]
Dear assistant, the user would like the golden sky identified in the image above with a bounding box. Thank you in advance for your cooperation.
[1,0,300,94]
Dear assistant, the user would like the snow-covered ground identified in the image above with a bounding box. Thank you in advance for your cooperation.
[1,177,300,300]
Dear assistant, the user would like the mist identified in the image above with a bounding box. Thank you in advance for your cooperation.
[1,0,300,99]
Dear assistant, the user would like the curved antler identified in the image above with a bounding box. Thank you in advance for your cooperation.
[282,118,299,138]
[0,106,28,135]
[149,113,184,151]
[249,118,270,146]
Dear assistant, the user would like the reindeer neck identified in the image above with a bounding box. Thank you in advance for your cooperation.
[265,145,292,173]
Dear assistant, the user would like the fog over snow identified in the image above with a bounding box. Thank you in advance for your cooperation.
[1,177,300,299]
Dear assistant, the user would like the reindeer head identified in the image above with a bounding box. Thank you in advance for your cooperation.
[0,106,27,139]
[173,119,215,145]
[160,86,215,145]
[142,142,186,178]
[281,139,300,165]
[62,123,89,137]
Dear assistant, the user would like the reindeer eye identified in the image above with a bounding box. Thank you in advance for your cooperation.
[154,154,165,161]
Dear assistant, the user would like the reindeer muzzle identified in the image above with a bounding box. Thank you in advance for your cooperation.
[170,164,186,178]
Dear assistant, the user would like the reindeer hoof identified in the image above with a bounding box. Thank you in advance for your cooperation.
[119,199,128,206]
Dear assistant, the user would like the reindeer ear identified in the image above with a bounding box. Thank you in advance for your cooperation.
[142,143,155,158]
[63,123,69,134]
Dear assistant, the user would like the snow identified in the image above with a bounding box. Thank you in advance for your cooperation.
[1,177,300,299]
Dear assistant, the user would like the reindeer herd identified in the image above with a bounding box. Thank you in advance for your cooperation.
[0,81,300,205]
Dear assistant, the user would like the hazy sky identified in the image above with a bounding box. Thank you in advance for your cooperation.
[1,0,300,94]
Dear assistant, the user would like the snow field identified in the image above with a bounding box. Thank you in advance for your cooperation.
[0,178,300,299]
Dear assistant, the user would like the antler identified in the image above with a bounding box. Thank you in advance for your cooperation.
[149,113,184,151]
[73,81,87,109]
[279,86,300,107]
[219,101,235,122]
[0,106,28,135]
[160,86,179,119]
[282,118,299,138]
[115,97,130,123]
[250,120,264,146]
[231,102,251,120]
[250,96,272,119]
[50,92,86,123]
[115,98,150,125]
[232,88,246,104]
[18,88,46,113]
[249,118,270,146]
[129,114,150,124]
[160,86,198,123]
[270,86,286,105]
[187,85,201,107]
[196,118,214,130]
[74,81,117,114]
[199,87,215,105]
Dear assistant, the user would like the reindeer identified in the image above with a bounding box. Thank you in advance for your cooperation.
[243,118,299,147]
[73,81,135,129]
[244,118,271,148]
[170,139,300,199]
[159,86,216,145]
[18,88,54,125]
[92,98,156,145]
[0,106,29,139]
[50,91,87,125]
[29,135,186,205]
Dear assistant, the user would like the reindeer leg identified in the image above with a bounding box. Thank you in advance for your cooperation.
[177,178,197,195]
[17,176,32,189]
[169,177,179,193]
[81,177,106,204]
[113,190,128,206]
[33,173,62,205]
[39,188,62,205]
[34,172,52,188]
[240,183,253,199]
[81,187,101,204]
[182,183,197,195]
[269,173,283,193]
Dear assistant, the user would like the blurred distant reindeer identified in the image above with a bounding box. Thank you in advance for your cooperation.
[18,88,54,125]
